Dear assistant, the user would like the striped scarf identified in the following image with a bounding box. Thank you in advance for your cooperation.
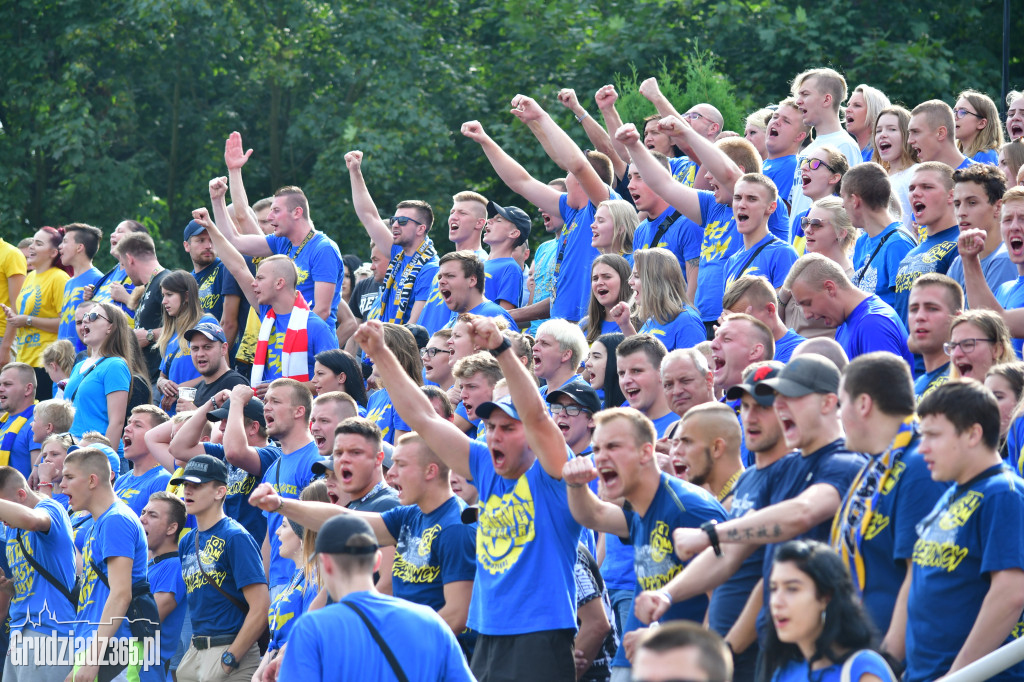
[831,416,917,592]
[0,409,30,468]
[379,238,437,324]
[251,291,311,385]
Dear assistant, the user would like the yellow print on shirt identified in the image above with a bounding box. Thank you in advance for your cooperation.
[295,266,310,286]
[649,521,673,563]
[700,221,733,262]
[939,491,983,530]
[881,461,905,495]
[864,513,890,541]
[912,538,968,572]
[477,476,535,575]
[921,241,956,265]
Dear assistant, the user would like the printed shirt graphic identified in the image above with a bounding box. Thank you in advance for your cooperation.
[466,439,581,635]
[91,264,136,320]
[114,466,172,517]
[6,498,77,635]
[381,496,477,612]
[16,267,69,367]
[261,442,320,586]
[996,276,1024,357]
[75,501,147,647]
[851,223,916,308]
[180,516,266,637]
[193,258,240,321]
[204,442,280,543]
[58,267,102,352]
[915,363,950,399]
[267,568,317,651]
[365,387,412,445]
[639,307,706,353]
[893,226,960,321]
[907,465,1024,682]
[0,404,38,476]
[265,232,345,328]
[484,257,524,307]
[614,473,726,667]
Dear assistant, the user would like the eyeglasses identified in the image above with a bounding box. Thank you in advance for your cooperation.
[549,403,589,417]
[420,347,449,359]
[800,158,837,173]
[954,108,984,121]
[800,217,829,231]
[83,311,111,323]
[943,338,995,355]
[389,216,424,227]
[682,111,705,122]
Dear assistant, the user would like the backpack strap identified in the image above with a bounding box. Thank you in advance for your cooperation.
[343,599,410,682]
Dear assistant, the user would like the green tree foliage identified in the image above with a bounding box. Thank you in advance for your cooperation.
[0,0,1019,269]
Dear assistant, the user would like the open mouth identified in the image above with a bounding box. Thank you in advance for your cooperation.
[264,414,276,429]
[736,212,751,228]
[801,174,812,187]
[1011,123,1024,139]
[555,419,570,435]
[624,386,641,403]
[598,466,620,487]
[780,416,797,439]
[184,496,195,507]
[542,213,552,227]
[1008,234,1024,258]
[327,490,339,504]
[339,467,354,484]
[440,288,452,301]
[877,140,892,153]
[123,435,133,449]
[671,459,688,479]
[913,202,926,216]
[491,450,507,469]
[712,355,726,373]
[313,434,326,449]
[912,145,922,158]
[955,360,974,377]
[768,126,780,137]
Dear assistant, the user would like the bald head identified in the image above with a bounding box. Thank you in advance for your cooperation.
[682,402,742,453]
[259,255,298,290]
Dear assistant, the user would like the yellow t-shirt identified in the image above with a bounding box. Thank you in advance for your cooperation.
[16,267,69,367]
[0,240,27,342]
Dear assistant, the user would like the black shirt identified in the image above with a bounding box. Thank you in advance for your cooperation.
[136,269,172,382]
[349,277,382,322]
[194,369,250,407]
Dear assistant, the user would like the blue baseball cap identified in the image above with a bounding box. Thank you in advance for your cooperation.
[67,443,121,479]
[474,394,520,422]
[184,321,227,344]
[183,220,207,241]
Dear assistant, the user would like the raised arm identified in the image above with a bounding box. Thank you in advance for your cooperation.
[354,321,472,478]
[558,88,627,181]
[202,175,271,258]
[561,456,629,535]
[467,316,568,478]
[659,116,743,192]
[201,182,258,308]
[223,132,262,236]
[595,85,631,165]
[616,124,702,223]
[0,497,51,532]
[248,482,394,544]
[146,419,186,472]
[218,385,268,476]
[344,151,392,253]
[511,94,609,208]
[461,120,562,216]
[959,228,1024,336]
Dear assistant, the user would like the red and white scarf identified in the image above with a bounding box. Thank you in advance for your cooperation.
[251,291,311,385]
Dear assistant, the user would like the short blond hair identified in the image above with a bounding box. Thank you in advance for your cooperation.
[785,252,854,291]
[793,68,848,112]
[453,352,502,386]
[594,407,657,448]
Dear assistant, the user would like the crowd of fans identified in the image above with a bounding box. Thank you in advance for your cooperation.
[0,66,1024,682]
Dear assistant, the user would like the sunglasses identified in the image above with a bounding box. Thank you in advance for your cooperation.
[389,216,424,227]
[84,311,111,323]
[801,158,838,173]
[800,217,828,231]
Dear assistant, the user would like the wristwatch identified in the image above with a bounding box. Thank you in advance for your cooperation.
[145,329,155,345]
[488,337,511,358]
[701,520,723,557]
[222,651,239,670]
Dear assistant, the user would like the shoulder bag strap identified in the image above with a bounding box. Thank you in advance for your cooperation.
[193,530,249,614]
[852,229,897,287]
[16,529,76,605]
[649,210,681,251]
[343,600,410,682]
[67,357,108,404]
[736,238,777,277]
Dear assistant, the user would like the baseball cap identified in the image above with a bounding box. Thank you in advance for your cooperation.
[184,321,227,344]
[726,364,783,407]
[67,443,121,478]
[169,455,228,486]
[474,394,520,422]
[183,220,207,241]
[486,201,532,245]
[754,354,840,399]
[314,515,379,555]
[311,456,334,475]
[546,380,601,414]
[207,397,267,427]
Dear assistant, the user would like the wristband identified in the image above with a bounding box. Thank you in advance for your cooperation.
[575,111,590,123]
[565,481,585,489]
[656,588,673,606]
[37,482,53,488]
[274,497,285,513]
[488,337,511,358]
[26,316,32,327]
[702,520,723,557]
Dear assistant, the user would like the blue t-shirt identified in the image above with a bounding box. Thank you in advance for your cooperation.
[76,501,148,646]
[252,307,339,383]
[914,363,950,399]
[834,435,947,635]
[161,313,218,389]
[907,465,1024,682]
[365,387,412,445]
[193,258,244,325]
[204,442,281,542]
[771,650,894,682]
[835,295,913,365]
[58,267,103,353]
[851,223,917,309]
[265,232,345,328]
[774,329,806,363]
[262,441,321,586]
[762,156,797,215]
[6,499,77,635]
[554,190,619,321]
[615,473,727,667]
[377,243,439,325]
[268,568,317,651]
[633,207,702,278]
[148,553,187,663]
[417,272,453,336]
[467,439,581,635]
[90,264,135,319]
[0,405,37,477]
[996,276,1024,357]
[639,306,705,353]
[1008,417,1024,475]
[724,234,799,290]
[893,226,960,321]
[528,239,559,336]
[381,496,477,612]
[114,465,172,517]
[670,156,698,187]
[600,533,636,591]
[65,356,132,439]
[444,299,519,332]
[279,591,475,681]
[648,412,680,439]
[484,257,524,307]
[971,148,1000,165]
[180,516,266,637]
[947,245,1018,307]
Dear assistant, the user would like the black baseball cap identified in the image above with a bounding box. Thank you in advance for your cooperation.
[207,397,267,427]
[726,363,784,407]
[486,201,532,245]
[755,354,840,398]
[311,456,334,475]
[170,455,228,486]
[547,380,601,414]
[314,515,379,555]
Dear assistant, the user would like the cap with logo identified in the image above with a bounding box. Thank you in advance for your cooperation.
[546,380,602,414]
[207,398,267,427]
[169,454,229,486]
[726,364,783,407]
[184,321,228,344]
[754,354,840,398]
